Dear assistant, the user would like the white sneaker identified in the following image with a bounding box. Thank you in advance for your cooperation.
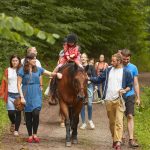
[60,122,65,128]
[89,120,95,129]
[80,123,87,130]
[14,131,19,136]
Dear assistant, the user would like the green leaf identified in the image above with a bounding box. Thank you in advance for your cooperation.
[46,34,56,44]
[13,16,25,31]
[24,23,34,36]
[52,33,60,39]
[37,31,46,40]
[5,17,13,29]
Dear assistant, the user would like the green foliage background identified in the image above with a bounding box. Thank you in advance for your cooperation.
[0,0,150,70]
[135,87,150,150]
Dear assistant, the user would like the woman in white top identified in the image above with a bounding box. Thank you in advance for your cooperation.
[7,55,22,136]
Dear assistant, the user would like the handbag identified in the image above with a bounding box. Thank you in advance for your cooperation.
[14,97,25,111]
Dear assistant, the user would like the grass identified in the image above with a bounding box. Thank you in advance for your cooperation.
[0,100,9,136]
[135,87,150,150]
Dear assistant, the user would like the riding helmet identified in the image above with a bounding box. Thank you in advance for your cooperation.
[67,33,78,43]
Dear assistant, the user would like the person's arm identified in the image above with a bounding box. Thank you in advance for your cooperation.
[17,76,26,104]
[134,76,140,106]
[95,62,98,70]
[89,68,107,84]
[119,87,130,96]
[70,47,78,58]
[119,70,133,96]
[91,65,97,77]
[43,70,62,79]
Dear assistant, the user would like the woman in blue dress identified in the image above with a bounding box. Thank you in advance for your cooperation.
[17,53,62,143]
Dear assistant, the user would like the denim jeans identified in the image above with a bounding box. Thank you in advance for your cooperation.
[7,92,20,110]
[81,83,94,123]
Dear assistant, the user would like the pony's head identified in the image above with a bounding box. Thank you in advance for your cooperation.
[72,64,88,101]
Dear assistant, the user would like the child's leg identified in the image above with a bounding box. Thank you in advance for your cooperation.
[74,59,83,68]
[53,58,67,73]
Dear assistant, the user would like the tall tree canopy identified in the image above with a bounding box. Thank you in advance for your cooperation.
[0,0,149,70]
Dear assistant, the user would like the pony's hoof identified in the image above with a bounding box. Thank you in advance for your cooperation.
[72,139,78,144]
[66,141,71,147]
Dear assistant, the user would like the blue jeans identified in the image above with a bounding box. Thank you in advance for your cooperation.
[6,92,20,110]
[81,83,94,123]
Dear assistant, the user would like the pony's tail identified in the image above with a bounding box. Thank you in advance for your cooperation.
[49,77,58,105]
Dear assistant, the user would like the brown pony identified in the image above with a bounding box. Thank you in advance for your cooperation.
[50,63,88,147]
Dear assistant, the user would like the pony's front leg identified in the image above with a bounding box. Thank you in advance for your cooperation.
[71,101,83,144]
[65,119,71,146]
[72,115,79,144]
[59,100,71,147]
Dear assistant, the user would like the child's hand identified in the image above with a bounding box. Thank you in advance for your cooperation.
[66,56,70,60]
[70,54,75,58]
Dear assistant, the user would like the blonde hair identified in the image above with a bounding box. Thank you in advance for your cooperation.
[27,47,36,54]
[112,53,123,62]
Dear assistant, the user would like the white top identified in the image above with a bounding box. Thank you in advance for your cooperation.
[8,67,18,93]
[105,67,123,100]
[21,58,42,67]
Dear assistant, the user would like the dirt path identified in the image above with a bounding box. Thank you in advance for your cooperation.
[0,101,141,150]
[0,72,148,150]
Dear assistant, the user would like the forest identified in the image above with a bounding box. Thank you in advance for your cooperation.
[0,0,150,71]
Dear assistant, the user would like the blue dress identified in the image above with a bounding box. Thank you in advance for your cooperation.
[18,67,44,112]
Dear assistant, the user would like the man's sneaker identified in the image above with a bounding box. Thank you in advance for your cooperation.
[115,145,121,150]
[80,123,87,130]
[128,139,139,148]
[112,142,116,148]
[115,142,122,150]
[14,131,19,136]
[89,120,95,129]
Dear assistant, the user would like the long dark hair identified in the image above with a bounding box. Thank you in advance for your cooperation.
[10,54,22,71]
[24,53,37,73]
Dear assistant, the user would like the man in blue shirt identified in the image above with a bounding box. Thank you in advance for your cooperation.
[121,49,140,148]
